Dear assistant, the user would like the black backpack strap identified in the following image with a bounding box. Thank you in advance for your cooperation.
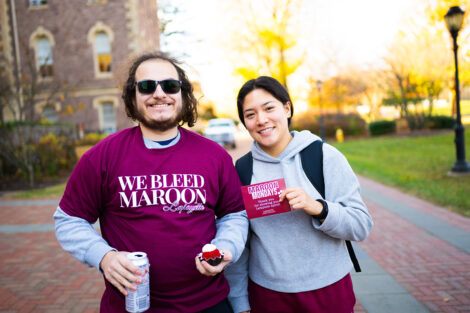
[300,140,361,272]
[235,151,253,186]
[346,240,361,272]
[300,140,325,197]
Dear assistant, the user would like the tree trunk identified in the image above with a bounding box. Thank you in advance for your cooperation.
[427,96,434,117]
[28,162,34,188]
[396,75,408,117]
[279,45,288,92]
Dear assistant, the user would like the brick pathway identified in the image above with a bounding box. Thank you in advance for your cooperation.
[0,175,469,312]
[0,201,103,313]
[356,176,470,313]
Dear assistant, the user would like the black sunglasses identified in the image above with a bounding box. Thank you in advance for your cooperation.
[136,79,182,95]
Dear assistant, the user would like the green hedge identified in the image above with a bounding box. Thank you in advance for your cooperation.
[292,113,367,138]
[369,120,396,136]
[427,115,456,129]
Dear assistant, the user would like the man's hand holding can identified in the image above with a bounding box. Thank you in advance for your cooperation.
[100,251,142,296]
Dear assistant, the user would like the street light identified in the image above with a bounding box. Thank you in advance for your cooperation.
[317,80,326,141]
[444,6,470,174]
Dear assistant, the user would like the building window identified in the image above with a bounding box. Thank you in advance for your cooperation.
[30,0,47,6]
[42,104,58,123]
[101,102,116,133]
[36,36,53,77]
[95,32,112,73]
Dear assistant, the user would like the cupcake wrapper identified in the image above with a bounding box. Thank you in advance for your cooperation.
[198,251,224,266]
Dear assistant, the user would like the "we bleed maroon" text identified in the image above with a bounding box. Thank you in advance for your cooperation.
[118,174,207,209]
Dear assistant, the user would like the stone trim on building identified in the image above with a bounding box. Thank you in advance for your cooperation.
[35,87,120,99]
[92,95,119,132]
[125,0,139,54]
[35,99,60,118]
[28,25,55,48]
[1,0,15,86]
[86,0,107,6]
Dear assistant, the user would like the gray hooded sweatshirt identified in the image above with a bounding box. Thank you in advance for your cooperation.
[226,130,373,313]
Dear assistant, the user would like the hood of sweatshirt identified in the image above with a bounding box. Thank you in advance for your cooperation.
[251,130,321,163]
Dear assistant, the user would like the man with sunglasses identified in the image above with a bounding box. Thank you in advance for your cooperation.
[54,52,248,313]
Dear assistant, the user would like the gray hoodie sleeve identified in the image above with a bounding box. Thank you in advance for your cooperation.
[53,206,115,270]
[212,210,249,264]
[225,241,251,313]
[312,144,373,241]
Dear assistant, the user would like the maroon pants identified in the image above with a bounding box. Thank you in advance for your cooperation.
[248,274,356,313]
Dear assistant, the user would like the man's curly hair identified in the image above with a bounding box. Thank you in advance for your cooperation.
[121,51,198,127]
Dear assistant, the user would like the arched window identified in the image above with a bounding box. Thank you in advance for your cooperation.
[101,101,116,133]
[30,0,47,7]
[95,32,111,73]
[42,104,58,123]
[87,23,114,77]
[36,36,53,77]
[93,97,118,133]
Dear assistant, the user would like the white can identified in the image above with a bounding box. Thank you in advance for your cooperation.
[126,252,150,313]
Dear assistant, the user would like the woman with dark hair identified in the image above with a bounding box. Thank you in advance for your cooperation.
[226,76,373,313]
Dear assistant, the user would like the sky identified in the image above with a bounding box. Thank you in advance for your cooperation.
[158,0,422,116]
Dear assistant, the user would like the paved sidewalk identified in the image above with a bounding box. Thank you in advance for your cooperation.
[0,175,469,312]
[0,201,103,313]
[353,176,470,313]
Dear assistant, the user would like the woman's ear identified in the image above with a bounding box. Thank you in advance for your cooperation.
[285,101,292,117]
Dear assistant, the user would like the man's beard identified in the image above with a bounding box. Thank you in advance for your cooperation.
[134,106,184,132]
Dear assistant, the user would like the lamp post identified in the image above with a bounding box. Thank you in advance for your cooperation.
[317,80,326,141]
[444,6,470,174]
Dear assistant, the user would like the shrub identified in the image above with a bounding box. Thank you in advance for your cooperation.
[405,113,427,130]
[369,120,396,136]
[293,113,367,138]
[0,133,77,188]
[0,123,78,189]
[35,134,77,178]
[76,132,108,146]
[427,115,456,129]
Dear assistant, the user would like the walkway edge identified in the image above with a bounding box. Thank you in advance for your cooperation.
[360,186,470,255]
[351,243,430,313]
[0,199,59,206]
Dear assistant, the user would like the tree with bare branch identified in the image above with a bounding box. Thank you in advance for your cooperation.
[0,44,70,188]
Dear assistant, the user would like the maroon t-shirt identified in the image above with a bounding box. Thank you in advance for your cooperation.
[60,126,244,313]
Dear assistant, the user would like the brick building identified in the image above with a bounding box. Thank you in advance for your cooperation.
[0,0,160,133]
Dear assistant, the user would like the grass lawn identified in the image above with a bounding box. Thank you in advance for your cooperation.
[333,129,470,217]
[9,182,67,200]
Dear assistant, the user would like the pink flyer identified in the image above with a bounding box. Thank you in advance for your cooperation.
[241,178,291,219]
